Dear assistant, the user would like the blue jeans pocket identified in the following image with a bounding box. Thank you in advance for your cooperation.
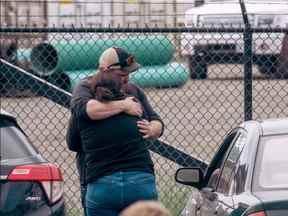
[125,172,158,203]
[86,172,158,216]
[86,180,118,207]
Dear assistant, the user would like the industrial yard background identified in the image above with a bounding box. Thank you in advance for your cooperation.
[1,1,288,216]
[1,0,197,28]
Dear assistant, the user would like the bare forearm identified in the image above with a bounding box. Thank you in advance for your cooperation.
[86,99,125,120]
[86,97,143,120]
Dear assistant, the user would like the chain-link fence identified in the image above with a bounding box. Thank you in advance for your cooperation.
[1,26,288,215]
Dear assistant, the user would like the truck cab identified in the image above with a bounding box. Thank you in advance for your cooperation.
[181,0,288,79]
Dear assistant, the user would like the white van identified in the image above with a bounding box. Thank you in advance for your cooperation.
[181,0,288,79]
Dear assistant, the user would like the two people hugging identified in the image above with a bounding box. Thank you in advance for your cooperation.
[67,47,164,216]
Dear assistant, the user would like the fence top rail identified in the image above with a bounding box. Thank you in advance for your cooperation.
[1,27,288,33]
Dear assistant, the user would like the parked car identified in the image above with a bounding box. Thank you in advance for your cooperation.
[181,0,288,79]
[175,118,288,216]
[0,109,65,215]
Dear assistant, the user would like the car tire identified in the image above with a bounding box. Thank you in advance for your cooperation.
[257,55,280,78]
[277,33,288,79]
[188,55,208,79]
[258,62,277,77]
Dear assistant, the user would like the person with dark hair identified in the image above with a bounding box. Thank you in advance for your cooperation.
[66,47,164,216]
[66,70,127,216]
[90,69,126,101]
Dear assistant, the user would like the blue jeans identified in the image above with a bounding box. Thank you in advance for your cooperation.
[80,184,87,216]
[86,171,158,216]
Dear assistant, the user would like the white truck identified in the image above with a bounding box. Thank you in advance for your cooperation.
[181,0,288,79]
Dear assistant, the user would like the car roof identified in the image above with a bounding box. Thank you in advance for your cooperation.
[256,118,288,136]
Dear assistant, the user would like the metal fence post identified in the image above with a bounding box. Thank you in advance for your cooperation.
[239,0,253,121]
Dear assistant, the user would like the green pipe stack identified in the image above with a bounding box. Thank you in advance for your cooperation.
[29,35,189,90]
[130,63,189,88]
[17,48,31,62]
[16,48,32,71]
[30,36,174,76]
[66,63,189,90]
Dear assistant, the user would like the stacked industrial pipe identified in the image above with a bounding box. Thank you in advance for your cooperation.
[18,35,189,91]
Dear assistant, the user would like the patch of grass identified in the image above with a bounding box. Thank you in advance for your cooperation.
[66,207,83,216]
[158,183,192,216]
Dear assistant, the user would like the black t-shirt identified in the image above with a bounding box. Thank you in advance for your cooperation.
[80,113,154,183]
[66,77,164,184]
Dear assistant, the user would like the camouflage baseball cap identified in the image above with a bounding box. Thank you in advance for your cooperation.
[99,47,141,73]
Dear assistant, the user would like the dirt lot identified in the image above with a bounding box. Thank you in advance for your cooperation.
[2,64,288,214]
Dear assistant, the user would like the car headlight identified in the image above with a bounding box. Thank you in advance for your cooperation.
[257,16,274,27]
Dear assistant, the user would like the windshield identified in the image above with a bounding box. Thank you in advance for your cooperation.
[0,120,38,161]
[253,135,288,190]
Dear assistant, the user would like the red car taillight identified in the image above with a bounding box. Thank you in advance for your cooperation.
[247,211,266,216]
[8,163,63,204]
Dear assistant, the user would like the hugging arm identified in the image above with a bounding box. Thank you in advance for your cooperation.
[86,97,142,120]
[71,80,143,121]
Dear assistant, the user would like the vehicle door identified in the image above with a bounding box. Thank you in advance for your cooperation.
[197,129,248,216]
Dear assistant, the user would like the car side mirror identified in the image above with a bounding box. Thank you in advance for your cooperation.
[175,167,204,188]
